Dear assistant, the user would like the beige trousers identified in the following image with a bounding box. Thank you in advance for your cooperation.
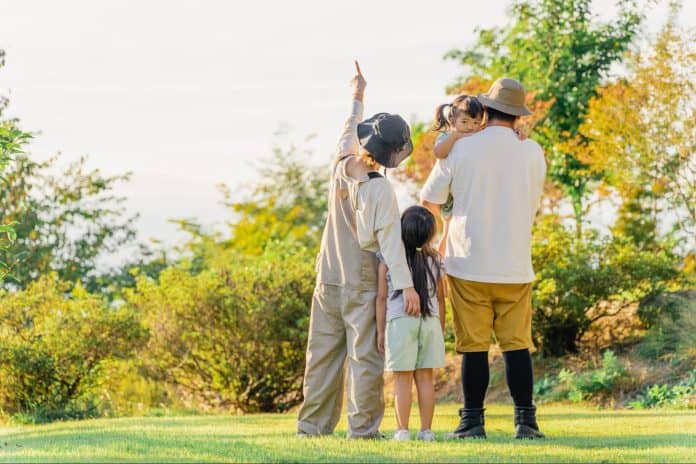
[297,283,384,438]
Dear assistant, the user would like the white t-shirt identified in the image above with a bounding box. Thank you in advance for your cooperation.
[420,126,546,283]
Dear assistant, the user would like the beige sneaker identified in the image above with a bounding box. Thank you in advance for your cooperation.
[392,429,411,441]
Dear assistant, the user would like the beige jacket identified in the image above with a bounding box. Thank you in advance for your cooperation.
[315,100,413,291]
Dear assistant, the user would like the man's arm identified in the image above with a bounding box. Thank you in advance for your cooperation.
[335,61,366,162]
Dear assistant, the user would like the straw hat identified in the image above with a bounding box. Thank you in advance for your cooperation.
[477,78,532,116]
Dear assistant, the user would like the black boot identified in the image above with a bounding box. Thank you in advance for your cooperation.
[449,408,486,439]
[514,405,545,439]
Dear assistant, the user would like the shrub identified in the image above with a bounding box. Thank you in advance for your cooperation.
[556,351,628,403]
[95,360,174,417]
[128,239,314,413]
[532,217,681,356]
[533,375,560,400]
[637,292,696,364]
[0,275,147,422]
[628,371,696,409]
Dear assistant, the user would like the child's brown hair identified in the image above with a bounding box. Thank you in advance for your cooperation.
[432,95,484,132]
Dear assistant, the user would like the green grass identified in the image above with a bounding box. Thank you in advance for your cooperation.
[0,404,694,462]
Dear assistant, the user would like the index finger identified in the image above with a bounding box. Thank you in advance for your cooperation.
[354,60,363,76]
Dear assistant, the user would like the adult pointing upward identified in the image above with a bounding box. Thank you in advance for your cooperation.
[297,61,419,439]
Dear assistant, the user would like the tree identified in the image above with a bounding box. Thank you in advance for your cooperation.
[0,154,139,292]
[575,11,696,244]
[177,142,329,271]
[0,126,30,282]
[0,49,33,283]
[443,0,642,235]
[222,143,328,255]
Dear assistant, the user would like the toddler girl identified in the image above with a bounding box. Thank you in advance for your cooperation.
[376,206,446,441]
[432,95,485,160]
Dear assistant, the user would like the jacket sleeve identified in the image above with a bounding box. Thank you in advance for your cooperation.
[335,99,364,161]
[356,179,413,290]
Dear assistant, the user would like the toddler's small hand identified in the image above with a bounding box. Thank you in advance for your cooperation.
[514,128,528,141]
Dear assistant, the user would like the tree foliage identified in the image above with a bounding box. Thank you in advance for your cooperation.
[221,144,328,255]
[0,154,138,292]
[575,13,696,243]
[0,48,33,282]
[444,0,642,233]
[0,126,31,282]
[176,143,328,272]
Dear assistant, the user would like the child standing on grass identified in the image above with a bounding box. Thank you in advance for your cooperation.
[376,205,446,442]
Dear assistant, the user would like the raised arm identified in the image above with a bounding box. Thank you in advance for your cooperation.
[335,61,366,162]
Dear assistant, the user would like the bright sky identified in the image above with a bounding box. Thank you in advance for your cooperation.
[1,0,694,252]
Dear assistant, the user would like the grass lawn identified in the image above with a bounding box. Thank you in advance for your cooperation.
[0,403,694,462]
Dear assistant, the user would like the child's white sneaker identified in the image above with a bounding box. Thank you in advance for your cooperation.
[416,430,436,441]
[392,429,411,441]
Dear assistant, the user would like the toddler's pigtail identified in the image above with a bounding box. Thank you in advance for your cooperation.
[432,103,452,132]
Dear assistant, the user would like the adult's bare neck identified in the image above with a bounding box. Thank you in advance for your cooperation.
[487,119,516,129]
[345,156,375,179]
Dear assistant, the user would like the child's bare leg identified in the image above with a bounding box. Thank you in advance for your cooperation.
[393,371,414,430]
[414,368,435,431]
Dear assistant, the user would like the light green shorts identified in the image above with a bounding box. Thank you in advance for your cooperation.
[385,315,446,372]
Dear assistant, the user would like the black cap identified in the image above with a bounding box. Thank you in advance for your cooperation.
[357,113,414,168]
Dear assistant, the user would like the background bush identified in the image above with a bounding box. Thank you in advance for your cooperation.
[0,275,146,422]
[128,240,314,413]
[531,217,682,356]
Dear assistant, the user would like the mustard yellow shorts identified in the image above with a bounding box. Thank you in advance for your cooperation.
[447,276,534,353]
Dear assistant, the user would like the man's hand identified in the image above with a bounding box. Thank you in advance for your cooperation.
[351,60,366,101]
[377,331,385,356]
[403,287,421,316]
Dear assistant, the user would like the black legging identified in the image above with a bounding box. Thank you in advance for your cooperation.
[461,349,534,408]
